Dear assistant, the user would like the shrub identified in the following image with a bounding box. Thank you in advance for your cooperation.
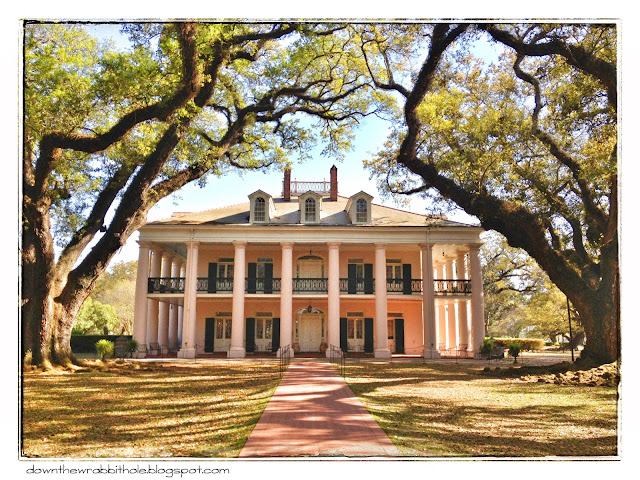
[125,339,138,354]
[96,339,114,361]
[493,337,545,352]
[480,338,495,356]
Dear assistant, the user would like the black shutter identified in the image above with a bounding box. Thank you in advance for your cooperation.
[394,319,405,354]
[246,318,255,352]
[340,318,348,352]
[272,318,280,352]
[247,263,257,293]
[204,318,215,353]
[402,263,412,295]
[208,263,218,293]
[347,264,357,294]
[364,263,374,294]
[364,318,374,353]
[264,263,273,294]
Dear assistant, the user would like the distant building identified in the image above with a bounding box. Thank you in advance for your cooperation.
[132,166,485,358]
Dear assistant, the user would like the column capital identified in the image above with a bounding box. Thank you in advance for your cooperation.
[374,242,387,249]
[186,241,200,248]
[233,241,247,248]
[137,240,152,248]
[280,241,294,248]
[151,245,164,254]
[327,241,341,249]
[468,243,482,252]
[419,242,434,250]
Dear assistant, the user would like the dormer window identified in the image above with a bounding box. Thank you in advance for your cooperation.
[356,198,368,223]
[249,190,275,224]
[346,191,373,224]
[254,197,266,222]
[304,198,317,223]
[298,190,322,224]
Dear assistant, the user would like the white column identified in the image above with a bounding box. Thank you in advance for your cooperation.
[178,242,199,358]
[133,241,151,354]
[456,251,470,355]
[438,304,447,352]
[177,262,185,345]
[374,243,391,358]
[229,241,247,358]
[421,243,440,358]
[157,252,173,349]
[145,247,163,346]
[469,244,486,357]
[327,242,341,356]
[279,242,294,357]
[445,259,457,349]
[168,258,181,347]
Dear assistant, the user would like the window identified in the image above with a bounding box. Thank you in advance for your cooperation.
[304,198,317,222]
[388,319,395,340]
[348,318,364,339]
[216,319,232,339]
[255,318,273,340]
[386,260,402,279]
[254,197,266,222]
[356,198,368,223]
[217,262,234,279]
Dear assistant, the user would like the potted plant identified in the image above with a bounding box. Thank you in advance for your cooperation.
[508,341,523,363]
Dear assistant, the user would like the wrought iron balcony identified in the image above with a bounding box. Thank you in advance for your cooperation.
[293,277,328,293]
[147,276,470,295]
[147,277,185,294]
[434,279,472,295]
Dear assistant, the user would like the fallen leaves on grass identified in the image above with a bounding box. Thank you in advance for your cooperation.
[21,360,280,458]
[344,362,618,458]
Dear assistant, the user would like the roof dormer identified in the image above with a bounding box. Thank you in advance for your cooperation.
[346,191,373,225]
[249,190,276,224]
[298,190,323,224]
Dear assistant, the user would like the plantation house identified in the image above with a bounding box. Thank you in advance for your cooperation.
[132,167,485,358]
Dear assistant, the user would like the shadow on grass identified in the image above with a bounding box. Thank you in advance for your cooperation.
[344,362,618,457]
[21,362,281,458]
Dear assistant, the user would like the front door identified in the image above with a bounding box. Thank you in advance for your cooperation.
[298,313,322,352]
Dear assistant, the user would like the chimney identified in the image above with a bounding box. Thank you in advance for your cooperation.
[329,165,338,201]
[283,168,291,201]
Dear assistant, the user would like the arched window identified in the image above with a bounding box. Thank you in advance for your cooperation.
[356,198,368,223]
[304,197,317,222]
[254,197,266,222]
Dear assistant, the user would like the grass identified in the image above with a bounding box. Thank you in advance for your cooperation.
[344,361,618,457]
[21,360,281,458]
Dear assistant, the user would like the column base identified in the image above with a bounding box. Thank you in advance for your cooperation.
[228,346,246,358]
[374,348,392,359]
[178,347,196,359]
[423,348,441,359]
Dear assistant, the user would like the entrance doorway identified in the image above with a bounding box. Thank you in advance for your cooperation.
[294,307,325,352]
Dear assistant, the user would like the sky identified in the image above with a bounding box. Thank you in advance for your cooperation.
[80,22,479,266]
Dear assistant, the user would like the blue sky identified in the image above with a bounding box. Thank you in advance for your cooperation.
[82,23,478,265]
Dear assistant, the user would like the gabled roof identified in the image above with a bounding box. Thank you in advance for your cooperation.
[148,195,474,228]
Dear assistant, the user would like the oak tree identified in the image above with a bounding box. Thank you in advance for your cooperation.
[22,22,376,368]
[361,23,618,363]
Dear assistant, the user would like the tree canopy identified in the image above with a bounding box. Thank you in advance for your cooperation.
[22,21,619,367]
[361,23,618,363]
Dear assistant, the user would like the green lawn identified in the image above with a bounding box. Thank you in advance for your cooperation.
[344,361,618,457]
[21,360,280,458]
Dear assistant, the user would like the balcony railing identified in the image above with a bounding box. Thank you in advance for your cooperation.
[434,279,472,295]
[147,277,471,295]
[293,277,328,293]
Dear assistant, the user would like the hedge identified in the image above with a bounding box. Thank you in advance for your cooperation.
[490,337,546,352]
[70,335,132,353]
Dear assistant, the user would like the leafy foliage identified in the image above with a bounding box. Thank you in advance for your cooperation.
[95,339,114,360]
[73,297,119,335]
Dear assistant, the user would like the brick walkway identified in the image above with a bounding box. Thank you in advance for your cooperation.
[239,360,401,457]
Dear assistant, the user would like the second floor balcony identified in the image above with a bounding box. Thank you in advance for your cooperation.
[148,277,471,296]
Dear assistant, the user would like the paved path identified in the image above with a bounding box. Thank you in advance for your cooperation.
[239,360,401,457]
